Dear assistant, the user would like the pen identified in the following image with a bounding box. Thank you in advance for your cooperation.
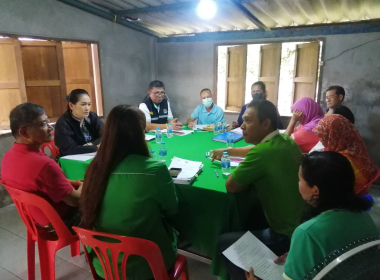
[214,170,219,178]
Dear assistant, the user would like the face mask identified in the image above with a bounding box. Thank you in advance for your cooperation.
[202,98,213,108]
[252,92,265,101]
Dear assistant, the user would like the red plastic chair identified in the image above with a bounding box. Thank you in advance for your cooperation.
[72,227,190,280]
[40,132,60,159]
[4,185,80,280]
[358,168,380,195]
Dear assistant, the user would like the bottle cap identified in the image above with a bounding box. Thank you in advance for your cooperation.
[223,152,228,155]
[161,142,166,145]
[151,150,155,153]
[168,123,171,125]
[157,127,160,130]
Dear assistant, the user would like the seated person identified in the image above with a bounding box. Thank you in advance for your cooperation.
[139,80,182,131]
[326,104,355,123]
[218,100,304,280]
[80,105,178,280]
[55,89,103,156]
[0,103,82,227]
[284,97,324,153]
[309,104,355,153]
[187,88,224,127]
[325,85,345,114]
[232,81,283,129]
[245,152,379,280]
[313,115,378,195]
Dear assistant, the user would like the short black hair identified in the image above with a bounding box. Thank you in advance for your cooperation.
[252,81,266,92]
[200,88,211,94]
[9,102,45,138]
[247,99,277,130]
[326,85,345,100]
[67,89,89,111]
[149,80,165,90]
[301,151,372,219]
[330,105,355,124]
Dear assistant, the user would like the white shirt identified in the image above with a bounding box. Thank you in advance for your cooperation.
[139,101,173,123]
[260,130,280,143]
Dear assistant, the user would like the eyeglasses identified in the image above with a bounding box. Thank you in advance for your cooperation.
[151,91,165,97]
[251,90,263,94]
[325,95,336,101]
[35,119,51,127]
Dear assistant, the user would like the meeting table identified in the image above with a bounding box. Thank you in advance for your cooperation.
[59,127,268,279]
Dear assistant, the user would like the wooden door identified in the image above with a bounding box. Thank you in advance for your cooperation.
[292,42,320,102]
[62,42,97,112]
[225,45,247,112]
[0,38,27,126]
[258,44,281,106]
[20,41,67,120]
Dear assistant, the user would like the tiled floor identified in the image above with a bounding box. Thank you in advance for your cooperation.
[0,204,217,280]
[1,186,380,280]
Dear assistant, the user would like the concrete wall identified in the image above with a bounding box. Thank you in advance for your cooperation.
[0,0,156,207]
[156,32,380,168]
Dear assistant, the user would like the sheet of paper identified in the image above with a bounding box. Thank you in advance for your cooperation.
[279,129,286,134]
[194,124,208,130]
[168,157,203,179]
[145,134,155,141]
[61,152,96,162]
[222,231,284,280]
[172,130,194,136]
[231,127,243,135]
[211,157,244,167]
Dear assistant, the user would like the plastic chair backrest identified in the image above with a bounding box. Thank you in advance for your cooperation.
[359,169,380,195]
[40,132,59,158]
[72,227,170,280]
[4,185,73,241]
[303,236,380,280]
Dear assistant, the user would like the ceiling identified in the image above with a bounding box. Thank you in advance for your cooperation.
[68,0,380,37]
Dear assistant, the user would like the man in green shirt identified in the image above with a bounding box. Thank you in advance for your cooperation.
[218,100,304,280]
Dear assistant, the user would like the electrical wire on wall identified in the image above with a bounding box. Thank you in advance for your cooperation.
[324,37,380,63]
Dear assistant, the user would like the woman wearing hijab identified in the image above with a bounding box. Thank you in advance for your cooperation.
[285,97,324,153]
[313,114,379,195]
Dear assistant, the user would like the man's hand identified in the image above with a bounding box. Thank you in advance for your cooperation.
[188,121,194,129]
[245,267,258,280]
[172,118,183,129]
[210,148,226,162]
[232,121,240,128]
[291,109,304,123]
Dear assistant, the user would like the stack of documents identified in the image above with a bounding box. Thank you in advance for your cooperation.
[61,152,96,162]
[223,231,284,280]
[168,157,203,185]
[231,127,243,134]
[148,129,194,136]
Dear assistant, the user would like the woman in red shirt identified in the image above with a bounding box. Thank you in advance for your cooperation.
[285,97,324,153]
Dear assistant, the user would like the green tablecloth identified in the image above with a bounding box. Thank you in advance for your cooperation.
[59,130,268,279]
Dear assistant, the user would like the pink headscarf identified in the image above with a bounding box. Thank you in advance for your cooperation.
[291,97,324,133]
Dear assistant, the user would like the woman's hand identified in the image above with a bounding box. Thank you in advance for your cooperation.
[274,252,288,264]
[245,267,258,280]
[210,149,226,161]
[292,109,304,123]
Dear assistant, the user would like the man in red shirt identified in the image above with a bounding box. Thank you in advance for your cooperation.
[1,103,82,227]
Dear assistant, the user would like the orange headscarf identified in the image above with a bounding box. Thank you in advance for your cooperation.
[313,115,378,194]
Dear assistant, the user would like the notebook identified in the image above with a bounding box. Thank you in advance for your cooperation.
[168,157,203,185]
[145,134,155,141]
[212,132,243,143]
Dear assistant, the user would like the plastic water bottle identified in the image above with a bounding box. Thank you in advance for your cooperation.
[167,123,173,138]
[155,127,162,143]
[221,152,231,175]
[227,132,234,148]
[151,150,156,160]
[220,119,226,133]
[217,121,222,134]
[214,122,219,135]
[159,142,167,162]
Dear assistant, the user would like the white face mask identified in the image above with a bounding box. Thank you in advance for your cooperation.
[202,98,213,108]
